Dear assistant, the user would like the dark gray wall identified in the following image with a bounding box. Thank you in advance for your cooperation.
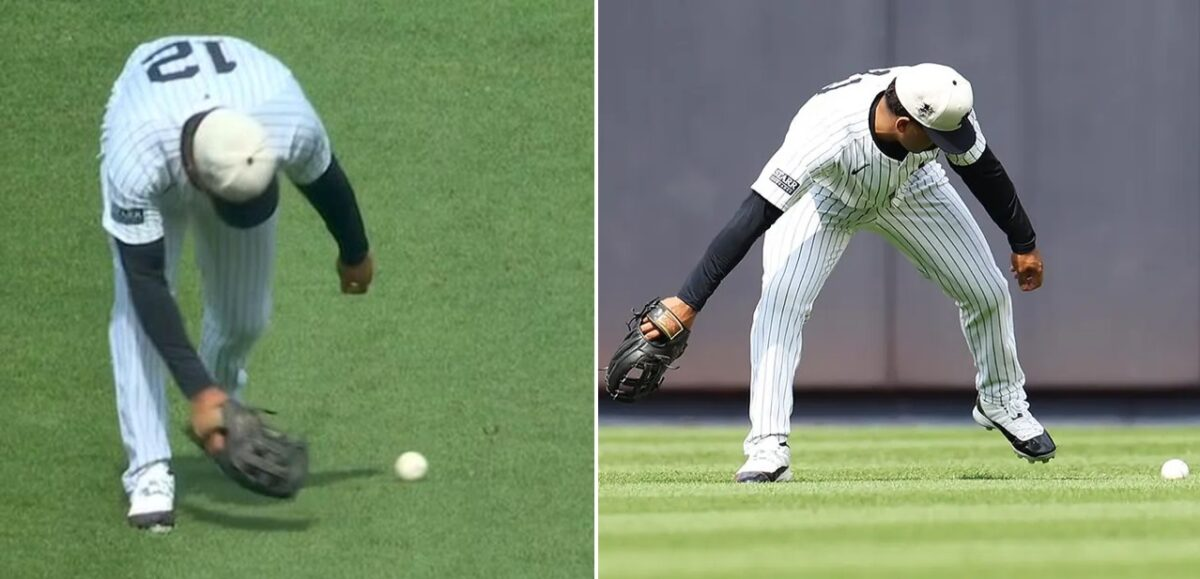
[599,0,1200,389]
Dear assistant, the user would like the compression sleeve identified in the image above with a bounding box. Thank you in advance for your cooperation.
[296,155,370,266]
[678,192,783,311]
[949,146,1037,254]
[115,237,215,399]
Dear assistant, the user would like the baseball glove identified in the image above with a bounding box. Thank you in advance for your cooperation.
[188,400,308,499]
[604,299,690,403]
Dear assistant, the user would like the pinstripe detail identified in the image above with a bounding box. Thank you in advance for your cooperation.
[746,192,865,450]
[744,66,1027,455]
[751,67,941,212]
[101,36,327,489]
[869,181,1024,407]
[109,207,186,494]
[193,199,276,400]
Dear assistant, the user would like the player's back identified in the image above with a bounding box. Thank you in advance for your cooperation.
[98,35,333,232]
[103,35,295,129]
[753,66,948,210]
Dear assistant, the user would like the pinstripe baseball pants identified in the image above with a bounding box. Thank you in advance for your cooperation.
[745,180,1025,453]
[108,196,275,493]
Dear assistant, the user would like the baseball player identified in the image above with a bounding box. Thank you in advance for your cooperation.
[608,64,1055,482]
[101,35,372,529]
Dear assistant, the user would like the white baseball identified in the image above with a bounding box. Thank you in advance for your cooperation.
[1160,458,1189,480]
[394,451,428,481]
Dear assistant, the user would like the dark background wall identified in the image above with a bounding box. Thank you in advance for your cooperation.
[598,0,1200,390]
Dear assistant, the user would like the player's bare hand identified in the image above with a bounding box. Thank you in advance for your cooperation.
[639,296,696,341]
[1010,249,1044,292]
[189,386,229,455]
[338,252,374,294]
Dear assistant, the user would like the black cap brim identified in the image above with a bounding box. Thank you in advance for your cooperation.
[926,121,976,155]
[210,177,279,229]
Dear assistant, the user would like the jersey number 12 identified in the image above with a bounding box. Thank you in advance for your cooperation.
[142,40,236,83]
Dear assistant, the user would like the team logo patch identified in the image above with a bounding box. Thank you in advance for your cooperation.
[111,203,145,225]
[770,169,800,195]
[917,103,935,118]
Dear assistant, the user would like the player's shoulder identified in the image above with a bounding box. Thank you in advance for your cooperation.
[810,67,906,102]
[102,116,175,171]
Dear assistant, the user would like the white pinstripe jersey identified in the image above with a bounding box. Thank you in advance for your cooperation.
[100,36,331,244]
[751,66,988,211]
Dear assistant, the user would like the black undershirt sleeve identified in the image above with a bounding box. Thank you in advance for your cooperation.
[296,154,370,266]
[115,238,215,399]
[678,191,783,311]
[949,146,1037,254]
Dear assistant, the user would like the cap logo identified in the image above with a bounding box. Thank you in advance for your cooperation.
[917,103,934,118]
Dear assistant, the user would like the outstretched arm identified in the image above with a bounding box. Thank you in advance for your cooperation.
[641,191,783,339]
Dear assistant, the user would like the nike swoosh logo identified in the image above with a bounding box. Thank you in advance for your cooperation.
[851,164,869,175]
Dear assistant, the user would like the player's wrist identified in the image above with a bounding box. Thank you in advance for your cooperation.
[189,385,228,407]
[338,246,370,267]
[1009,235,1036,255]
[674,291,704,314]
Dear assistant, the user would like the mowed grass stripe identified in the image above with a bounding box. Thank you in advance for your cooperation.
[599,425,1200,578]
[602,484,1200,515]
[602,475,1200,492]
[601,455,1181,472]
[602,539,1200,579]
[603,500,1200,534]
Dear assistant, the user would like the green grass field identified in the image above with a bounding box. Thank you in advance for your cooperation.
[0,1,592,577]
[600,425,1200,579]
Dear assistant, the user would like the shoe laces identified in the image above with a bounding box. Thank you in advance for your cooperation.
[1002,400,1043,439]
[137,476,173,498]
[1004,399,1030,420]
[749,442,787,464]
[135,464,174,498]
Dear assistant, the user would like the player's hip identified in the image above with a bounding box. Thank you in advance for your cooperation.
[762,177,969,251]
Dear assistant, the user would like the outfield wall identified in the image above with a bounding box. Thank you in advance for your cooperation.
[598,0,1200,389]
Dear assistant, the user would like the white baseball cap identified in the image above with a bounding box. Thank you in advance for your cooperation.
[894,63,975,154]
[191,109,278,202]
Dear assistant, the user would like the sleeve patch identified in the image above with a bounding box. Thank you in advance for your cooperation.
[770,169,801,196]
[110,202,145,225]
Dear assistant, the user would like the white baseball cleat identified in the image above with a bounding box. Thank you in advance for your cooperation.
[735,441,793,483]
[972,397,1057,463]
[127,461,175,532]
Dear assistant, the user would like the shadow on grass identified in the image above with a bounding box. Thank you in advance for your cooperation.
[173,456,384,505]
[176,502,315,532]
[165,456,383,531]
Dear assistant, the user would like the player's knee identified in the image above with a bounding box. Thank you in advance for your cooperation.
[798,305,815,325]
[976,276,1009,312]
[758,292,815,326]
